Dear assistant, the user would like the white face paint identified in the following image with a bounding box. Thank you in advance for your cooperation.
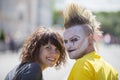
[63,25,89,59]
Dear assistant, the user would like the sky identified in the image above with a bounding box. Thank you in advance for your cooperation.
[55,0,120,12]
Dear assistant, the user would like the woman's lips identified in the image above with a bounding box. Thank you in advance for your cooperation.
[47,57,56,62]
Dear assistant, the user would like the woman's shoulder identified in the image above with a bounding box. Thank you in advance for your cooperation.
[27,62,40,68]
[16,62,42,80]
[5,62,42,80]
[5,65,19,80]
[20,62,41,72]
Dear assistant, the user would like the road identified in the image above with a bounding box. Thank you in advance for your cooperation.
[0,43,120,80]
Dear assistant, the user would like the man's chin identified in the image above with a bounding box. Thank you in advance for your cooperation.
[69,54,83,59]
[69,55,76,59]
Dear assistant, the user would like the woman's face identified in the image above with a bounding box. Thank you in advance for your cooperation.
[63,25,89,59]
[39,42,60,68]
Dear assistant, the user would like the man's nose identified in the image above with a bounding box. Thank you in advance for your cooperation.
[65,41,72,49]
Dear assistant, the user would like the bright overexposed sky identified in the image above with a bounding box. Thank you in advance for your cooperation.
[55,0,120,12]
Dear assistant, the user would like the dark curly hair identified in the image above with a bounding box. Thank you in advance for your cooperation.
[20,27,66,68]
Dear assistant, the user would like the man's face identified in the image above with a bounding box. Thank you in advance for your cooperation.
[63,25,89,59]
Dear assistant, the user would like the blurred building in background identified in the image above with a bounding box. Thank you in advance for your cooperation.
[0,0,120,51]
[0,0,53,51]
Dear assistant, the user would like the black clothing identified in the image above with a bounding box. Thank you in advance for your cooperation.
[5,62,42,80]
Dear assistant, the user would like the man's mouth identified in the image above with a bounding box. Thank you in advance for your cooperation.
[67,49,76,53]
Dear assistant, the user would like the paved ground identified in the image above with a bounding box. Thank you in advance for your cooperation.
[0,43,120,80]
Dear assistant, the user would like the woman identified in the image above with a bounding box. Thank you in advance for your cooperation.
[5,27,66,80]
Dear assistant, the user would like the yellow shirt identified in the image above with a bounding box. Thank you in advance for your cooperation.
[68,51,118,80]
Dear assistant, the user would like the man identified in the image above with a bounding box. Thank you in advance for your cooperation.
[63,3,118,80]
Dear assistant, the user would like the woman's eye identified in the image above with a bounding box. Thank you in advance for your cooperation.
[46,46,51,49]
[55,48,60,53]
[56,48,59,51]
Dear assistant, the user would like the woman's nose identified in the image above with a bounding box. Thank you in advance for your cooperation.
[50,49,56,54]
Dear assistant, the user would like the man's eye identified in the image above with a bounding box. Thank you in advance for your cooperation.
[71,38,78,42]
[64,40,68,44]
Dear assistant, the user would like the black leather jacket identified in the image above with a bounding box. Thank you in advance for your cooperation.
[5,62,43,80]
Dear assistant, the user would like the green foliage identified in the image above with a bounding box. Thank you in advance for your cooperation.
[95,11,120,37]
[0,30,5,41]
[53,10,120,37]
[53,10,64,27]
[53,10,59,24]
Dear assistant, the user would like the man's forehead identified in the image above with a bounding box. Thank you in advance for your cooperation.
[63,25,85,39]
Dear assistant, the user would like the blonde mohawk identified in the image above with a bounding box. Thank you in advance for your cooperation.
[63,3,102,36]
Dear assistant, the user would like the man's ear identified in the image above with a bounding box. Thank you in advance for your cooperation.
[88,34,94,45]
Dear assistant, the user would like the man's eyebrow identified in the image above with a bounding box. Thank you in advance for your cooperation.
[70,35,80,40]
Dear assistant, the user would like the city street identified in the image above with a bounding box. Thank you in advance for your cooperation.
[0,43,120,80]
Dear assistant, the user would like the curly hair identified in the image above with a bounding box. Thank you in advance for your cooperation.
[63,3,102,36]
[20,27,66,68]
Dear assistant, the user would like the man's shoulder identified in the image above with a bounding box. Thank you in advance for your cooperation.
[74,58,89,68]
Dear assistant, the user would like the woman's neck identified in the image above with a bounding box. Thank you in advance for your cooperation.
[36,61,47,71]
[41,65,47,71]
